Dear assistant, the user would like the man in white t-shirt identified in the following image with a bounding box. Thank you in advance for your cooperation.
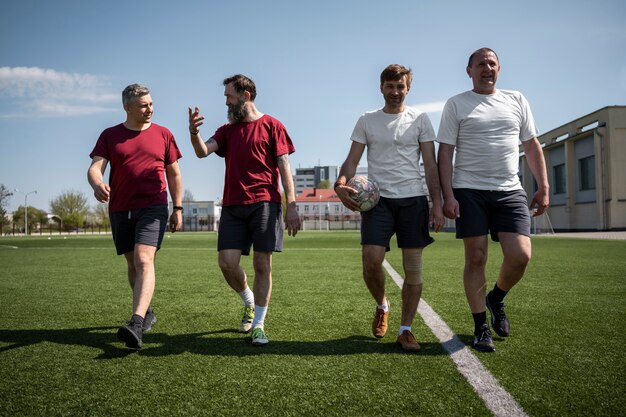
[437,48,549,352]
[335,64,444,352]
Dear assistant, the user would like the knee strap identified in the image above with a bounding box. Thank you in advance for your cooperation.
[404,250,423,285]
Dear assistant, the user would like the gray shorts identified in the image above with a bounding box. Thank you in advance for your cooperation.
[361,196,434,252]
[109,204,168,255]
[453,188,531,242]
[218,202,284,256]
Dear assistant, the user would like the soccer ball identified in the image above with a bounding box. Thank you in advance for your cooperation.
[347,175,380,212]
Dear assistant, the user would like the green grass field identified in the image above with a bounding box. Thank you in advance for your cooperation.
[0,232,624,416]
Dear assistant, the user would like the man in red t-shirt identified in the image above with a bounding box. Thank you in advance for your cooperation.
[88,83,183,349]
[189,74,300,346]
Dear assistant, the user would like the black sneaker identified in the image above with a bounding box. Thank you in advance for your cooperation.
[142,308,157,332]
[486,291,510,337]
[117,318,143,349]
[473,324,495,352]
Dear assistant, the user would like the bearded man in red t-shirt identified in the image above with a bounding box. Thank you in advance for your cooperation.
[88,83,183,349]
[188,74,300,346]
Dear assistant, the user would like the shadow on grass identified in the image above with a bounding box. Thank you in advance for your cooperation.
[0,327,453,359]
[0,327,135,359]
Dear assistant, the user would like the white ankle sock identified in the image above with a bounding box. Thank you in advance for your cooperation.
[238,287,254,306]
[251,304,267,329]
[377,298,389,312]
[399,325,412,335]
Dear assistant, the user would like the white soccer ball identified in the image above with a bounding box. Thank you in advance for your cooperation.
[347,175,380,212]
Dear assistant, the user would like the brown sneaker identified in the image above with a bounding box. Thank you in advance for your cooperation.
[372,299,389,338]
[396,330,421,352]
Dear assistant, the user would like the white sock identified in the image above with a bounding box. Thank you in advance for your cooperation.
[399,325,412,335]
[377,298,389,312]
[251,304,268,329]
[238,287,254,306]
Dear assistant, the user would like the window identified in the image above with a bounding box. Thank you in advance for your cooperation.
[553,164,566,194]
[579,156,595,191]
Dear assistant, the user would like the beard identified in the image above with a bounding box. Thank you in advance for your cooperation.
[227,99,248,123]
[383,93,403,107]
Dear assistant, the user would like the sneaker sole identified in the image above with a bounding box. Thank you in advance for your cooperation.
[252,339,268,346]
[396,341,421,352]
[474,346,496,353]
[117,326,142,349]
[473,342,495,353]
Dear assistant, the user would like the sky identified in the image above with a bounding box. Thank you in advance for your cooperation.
[1,0,625,213]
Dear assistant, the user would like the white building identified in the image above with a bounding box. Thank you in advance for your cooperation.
[170,200,221,231]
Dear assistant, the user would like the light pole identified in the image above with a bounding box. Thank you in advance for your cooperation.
[15,189,37,235]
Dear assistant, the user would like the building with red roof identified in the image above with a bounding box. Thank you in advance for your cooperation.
[294,188,361,229]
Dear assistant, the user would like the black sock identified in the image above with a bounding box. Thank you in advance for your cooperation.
[490,284,508,304]
[131,314,144,325]
[472,311,487,333]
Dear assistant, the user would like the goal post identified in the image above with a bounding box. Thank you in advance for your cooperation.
[531,212,555,235]
[301,220,329,231]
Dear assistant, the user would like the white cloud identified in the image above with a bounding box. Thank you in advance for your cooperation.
[410,100,446,113]
[0,66,118,117]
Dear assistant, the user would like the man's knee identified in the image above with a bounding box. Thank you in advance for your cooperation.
[465,246,488,268]
[506,249,531,271]
[133,245,156,271]
[218,250,241,274]
[501,234,532,270]
[253,252,272,276]
[403,250,423,285]
[362,246,385,276]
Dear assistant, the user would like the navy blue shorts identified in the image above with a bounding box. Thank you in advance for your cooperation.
[109,204,168,255]
[361,196,434,252]
[218,202,284,256]
[453,188,531,242]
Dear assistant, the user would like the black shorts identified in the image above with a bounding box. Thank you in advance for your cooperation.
[453,188,531,242]
[218,202,284,256]
[109,204,168,255]
[361,196,434,252]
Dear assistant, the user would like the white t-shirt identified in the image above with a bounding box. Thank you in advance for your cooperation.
[350,107,436,198]
[437,89,537,191]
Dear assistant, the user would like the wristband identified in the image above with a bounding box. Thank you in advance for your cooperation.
[190,129,199,135]
[173,206,184,212]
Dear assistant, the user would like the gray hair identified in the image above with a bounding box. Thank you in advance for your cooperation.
[122,83,150,106]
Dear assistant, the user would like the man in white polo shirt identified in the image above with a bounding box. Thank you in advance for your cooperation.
[437,47,549,352]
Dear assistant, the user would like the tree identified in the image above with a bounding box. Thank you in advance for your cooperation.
[12,206,48,232]
[183,189,195,202]
[92,203,110,227]
[0,184,13,229]
[49,190,89,231]
[317,180,330,189]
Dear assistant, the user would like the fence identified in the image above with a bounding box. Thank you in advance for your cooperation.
[2,216,365,236]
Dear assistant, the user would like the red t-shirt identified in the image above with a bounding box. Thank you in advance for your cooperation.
[213,115,295,206]
[89,123,182,212]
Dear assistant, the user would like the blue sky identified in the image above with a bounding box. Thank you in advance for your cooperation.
[1,0,625,213]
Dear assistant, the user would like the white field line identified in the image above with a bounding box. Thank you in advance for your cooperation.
[382,259,528,417]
